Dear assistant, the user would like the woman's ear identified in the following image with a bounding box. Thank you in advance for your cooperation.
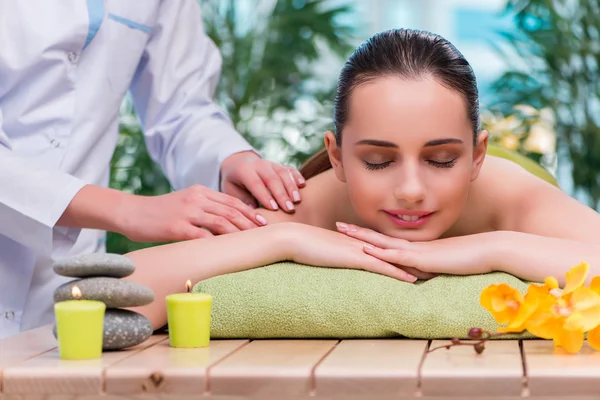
[324,131,347,182]
[470,130,489,181]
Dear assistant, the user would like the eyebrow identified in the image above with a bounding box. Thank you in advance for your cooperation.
[355,138,464,148]
[424,138,464,147]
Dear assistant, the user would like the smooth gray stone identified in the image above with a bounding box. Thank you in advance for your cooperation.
[54,277,155,308]
[102,309,154,350]
[53,253,135,278]
[53,309,153,351]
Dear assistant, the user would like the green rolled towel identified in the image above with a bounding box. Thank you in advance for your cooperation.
[194,263,532,339]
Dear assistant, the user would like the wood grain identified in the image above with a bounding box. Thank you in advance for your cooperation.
[314,339,427,396]
[2,335,163,395]
[104,339,248,395]
[523,340,600,396]
[0,325,57,393]
[419,340,525,397]
[208,340,338,397]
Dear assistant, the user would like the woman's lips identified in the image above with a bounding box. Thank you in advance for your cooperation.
[384,210,434,228]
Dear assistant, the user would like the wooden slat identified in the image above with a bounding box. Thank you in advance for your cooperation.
[104,339,248,395]
[314,339,427,396]
[523,340,600,396]
[0,325,57,393]
[0,325,57,367]
[1,334,164,395]
[419,339,524,397]
[208,339,337,397]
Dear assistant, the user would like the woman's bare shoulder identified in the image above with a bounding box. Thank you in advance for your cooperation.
[450,155,542,235]
[467,155,558,229]
[474,154,600,241]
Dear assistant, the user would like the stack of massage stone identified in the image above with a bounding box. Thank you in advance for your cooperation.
[52,253,155,350]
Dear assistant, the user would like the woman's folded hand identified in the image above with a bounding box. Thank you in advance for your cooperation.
[276,222,419,283]
[335,222,492,278]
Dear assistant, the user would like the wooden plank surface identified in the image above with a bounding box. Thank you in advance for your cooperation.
[523,340,600,396]
[6,330,600,399]
[1,335,164,395]
[208,340,338,397]
[104,338,248,395]
[314,339,427,396]
[0,325,57,393]
[419,339,525,397]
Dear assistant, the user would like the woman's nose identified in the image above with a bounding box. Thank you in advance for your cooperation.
[393,165,426,203]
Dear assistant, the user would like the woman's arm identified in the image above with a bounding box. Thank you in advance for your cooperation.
[336,225,600,286]
[123,223,291,330]
[124,221,415,330]
[119,169,365,330]
[489,230,600,284]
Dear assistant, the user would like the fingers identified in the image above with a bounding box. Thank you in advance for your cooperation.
[225,160,304,213]
[336,222,400,249]
[223,180,259,208]
[289,166,306,187]
[403,266,438,280]
[201,202,259,232]
[241,163,301,213]
[279,166,302,204]
[257,166,296,213]
[189,227,214,239]
[238,169,280,211]
[363,244,418,270]
[204,190,268,228]
[361,254,417,283]
[193,212,241,234]
[183,226,214,240]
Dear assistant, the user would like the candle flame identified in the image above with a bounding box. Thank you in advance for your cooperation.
[72,286,82,299]
[186,280,192,293]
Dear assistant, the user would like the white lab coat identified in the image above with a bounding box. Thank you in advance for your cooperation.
[0,0,254,338]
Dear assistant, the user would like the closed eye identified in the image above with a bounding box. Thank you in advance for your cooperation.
[427,159,457,168]
[364,161,392,170]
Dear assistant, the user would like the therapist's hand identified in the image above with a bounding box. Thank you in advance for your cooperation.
[220,151,306,212]
[120,185,268,242]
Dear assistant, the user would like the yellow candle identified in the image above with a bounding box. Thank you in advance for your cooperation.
[54,286,105,360]
[165,280,212,348]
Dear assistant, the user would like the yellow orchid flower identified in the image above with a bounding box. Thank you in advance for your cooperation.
[498,280,557,333]
[480,262,600,354]
[563,262,589,295]
[480,283,524,324]
[587,324,600,351]
[589,275,600,295]
[584,276,600,351]
[524,263,600,354]
[554,328,586,354]
[526,286,600,353]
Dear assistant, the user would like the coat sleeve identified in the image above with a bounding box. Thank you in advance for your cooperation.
[0,109,86,254]
[129,0,257,192]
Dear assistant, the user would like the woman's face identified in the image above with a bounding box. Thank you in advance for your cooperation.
[326,75,487,241]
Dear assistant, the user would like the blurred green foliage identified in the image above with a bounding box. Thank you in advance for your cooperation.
[106,0,356,254]
[491,0,600,207]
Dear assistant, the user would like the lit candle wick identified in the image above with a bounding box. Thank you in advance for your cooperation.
[72,286,82,299]
[186,280,192,293]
